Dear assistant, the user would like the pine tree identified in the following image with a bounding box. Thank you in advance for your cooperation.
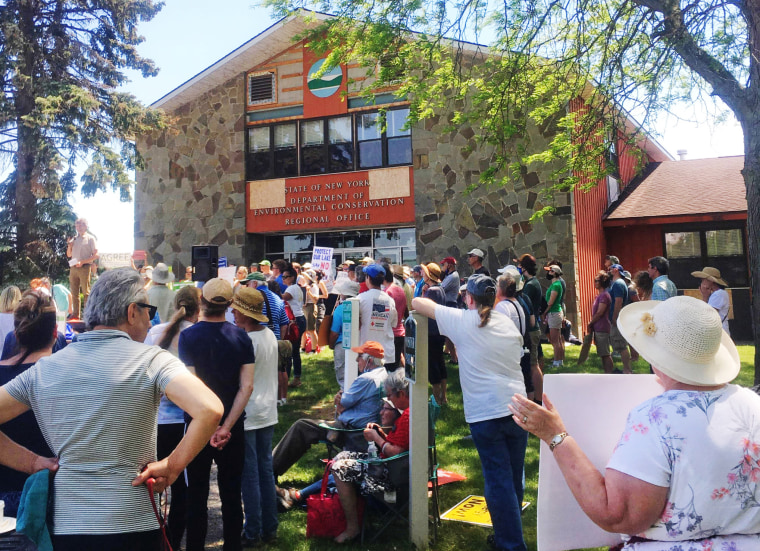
[0,0,166,261]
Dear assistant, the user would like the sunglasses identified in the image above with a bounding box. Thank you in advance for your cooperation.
[134,302,158,319]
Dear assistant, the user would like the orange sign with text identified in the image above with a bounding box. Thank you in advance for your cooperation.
[246,167,415,233]
[303,45,349,119]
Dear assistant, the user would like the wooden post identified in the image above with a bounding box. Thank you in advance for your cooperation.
[342,297,360,390]
[408,311,429,549]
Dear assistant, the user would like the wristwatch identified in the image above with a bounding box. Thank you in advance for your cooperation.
[549,432,568,451]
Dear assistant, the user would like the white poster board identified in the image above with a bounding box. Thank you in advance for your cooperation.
[218,266,237,285]
[99,252,133,270]
[537,374,663,551]
[311,247,333,272]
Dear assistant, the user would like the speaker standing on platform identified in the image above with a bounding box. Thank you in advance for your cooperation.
[66,218,98,319]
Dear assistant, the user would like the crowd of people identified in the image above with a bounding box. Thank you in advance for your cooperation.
[586,254,733,373]
[0,237,756,551]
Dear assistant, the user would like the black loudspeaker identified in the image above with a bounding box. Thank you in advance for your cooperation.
[191,245,219,282]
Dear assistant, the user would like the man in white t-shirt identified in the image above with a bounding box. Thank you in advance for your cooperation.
[231,287,280,547]
[692,267,731,335]
[358,263,398,368]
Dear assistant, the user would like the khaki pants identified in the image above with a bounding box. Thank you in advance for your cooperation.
[69,264,91,319]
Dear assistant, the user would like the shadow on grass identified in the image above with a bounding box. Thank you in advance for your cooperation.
[267,342,756,550]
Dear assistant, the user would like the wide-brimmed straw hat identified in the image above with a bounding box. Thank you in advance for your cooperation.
[691,267,728,287]
[617,296,739,386]
[150,263,175,284]
[231,287,269,323]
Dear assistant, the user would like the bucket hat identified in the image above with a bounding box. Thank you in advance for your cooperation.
[617,296,739,385]
[150,263,175,284]
[333,278,360,297]
[232,287,269,323]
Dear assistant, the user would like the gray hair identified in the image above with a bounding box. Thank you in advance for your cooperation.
[497,273,518,298]
[84,268,147,329]
[362,353,385,368]
[384,367,409,396]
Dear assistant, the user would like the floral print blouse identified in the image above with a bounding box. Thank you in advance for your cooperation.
[606,385,760,550]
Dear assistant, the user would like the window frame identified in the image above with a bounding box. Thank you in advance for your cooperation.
[661,222,748,288]
[246,107,412,181]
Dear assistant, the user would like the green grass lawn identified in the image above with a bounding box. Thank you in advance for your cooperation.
[271,343,757,550]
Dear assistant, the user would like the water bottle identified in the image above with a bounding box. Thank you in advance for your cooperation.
[367,441,378,459]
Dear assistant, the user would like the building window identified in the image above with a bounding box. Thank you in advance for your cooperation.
[247,126,272,179]
[246,123,297,179]
[386,108,412,165]
[274,123,297,178]
[606,132,620,179]
[246,108,411,180]
[357,112,382,169]
[300,120,325,175]
[665,231,701,258]
[663,226,747,288]
[607,175,620,205]
[329,116,353,172]
[248,72,275,105]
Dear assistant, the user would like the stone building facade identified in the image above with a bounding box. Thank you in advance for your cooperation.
[135,74,248,264]
[136,12,670,330]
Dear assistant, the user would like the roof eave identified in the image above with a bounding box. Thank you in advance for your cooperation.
[151,10,332,111]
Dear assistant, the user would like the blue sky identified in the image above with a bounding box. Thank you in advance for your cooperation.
[72,0,745,253]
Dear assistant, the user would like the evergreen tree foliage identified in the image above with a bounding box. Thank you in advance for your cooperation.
[0,0,166,262]
[0,169,76,285]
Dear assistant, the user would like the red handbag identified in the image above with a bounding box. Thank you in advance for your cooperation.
[284,303,301,343]
[306,460,364,538]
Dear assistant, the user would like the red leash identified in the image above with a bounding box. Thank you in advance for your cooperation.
[146,477,174,551]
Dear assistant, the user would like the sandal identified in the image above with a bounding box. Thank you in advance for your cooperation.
[288,378,302,388]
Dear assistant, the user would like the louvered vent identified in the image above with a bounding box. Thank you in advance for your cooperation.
[248,72,275,105]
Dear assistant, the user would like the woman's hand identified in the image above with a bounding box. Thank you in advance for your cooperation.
[31,455,59,475]
[509,394,567,444]
[363,427,380,443]
[132,458,178,494]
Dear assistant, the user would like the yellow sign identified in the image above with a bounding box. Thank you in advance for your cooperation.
[441,496,531,527]
[441,495,492,527]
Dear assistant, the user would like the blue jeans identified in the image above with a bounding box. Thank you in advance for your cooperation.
[290,316,307,378]
[300,473,335,500]
[469,415,528,551]
[241,425,278,541]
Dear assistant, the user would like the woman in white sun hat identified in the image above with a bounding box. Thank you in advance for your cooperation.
[510,295,760,550]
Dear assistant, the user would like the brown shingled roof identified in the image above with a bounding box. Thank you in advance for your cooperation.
[605,156,746,220]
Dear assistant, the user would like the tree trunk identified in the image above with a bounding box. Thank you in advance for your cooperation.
[15,124,36,253]
[13,0,40,254]
[742,114,760,385]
